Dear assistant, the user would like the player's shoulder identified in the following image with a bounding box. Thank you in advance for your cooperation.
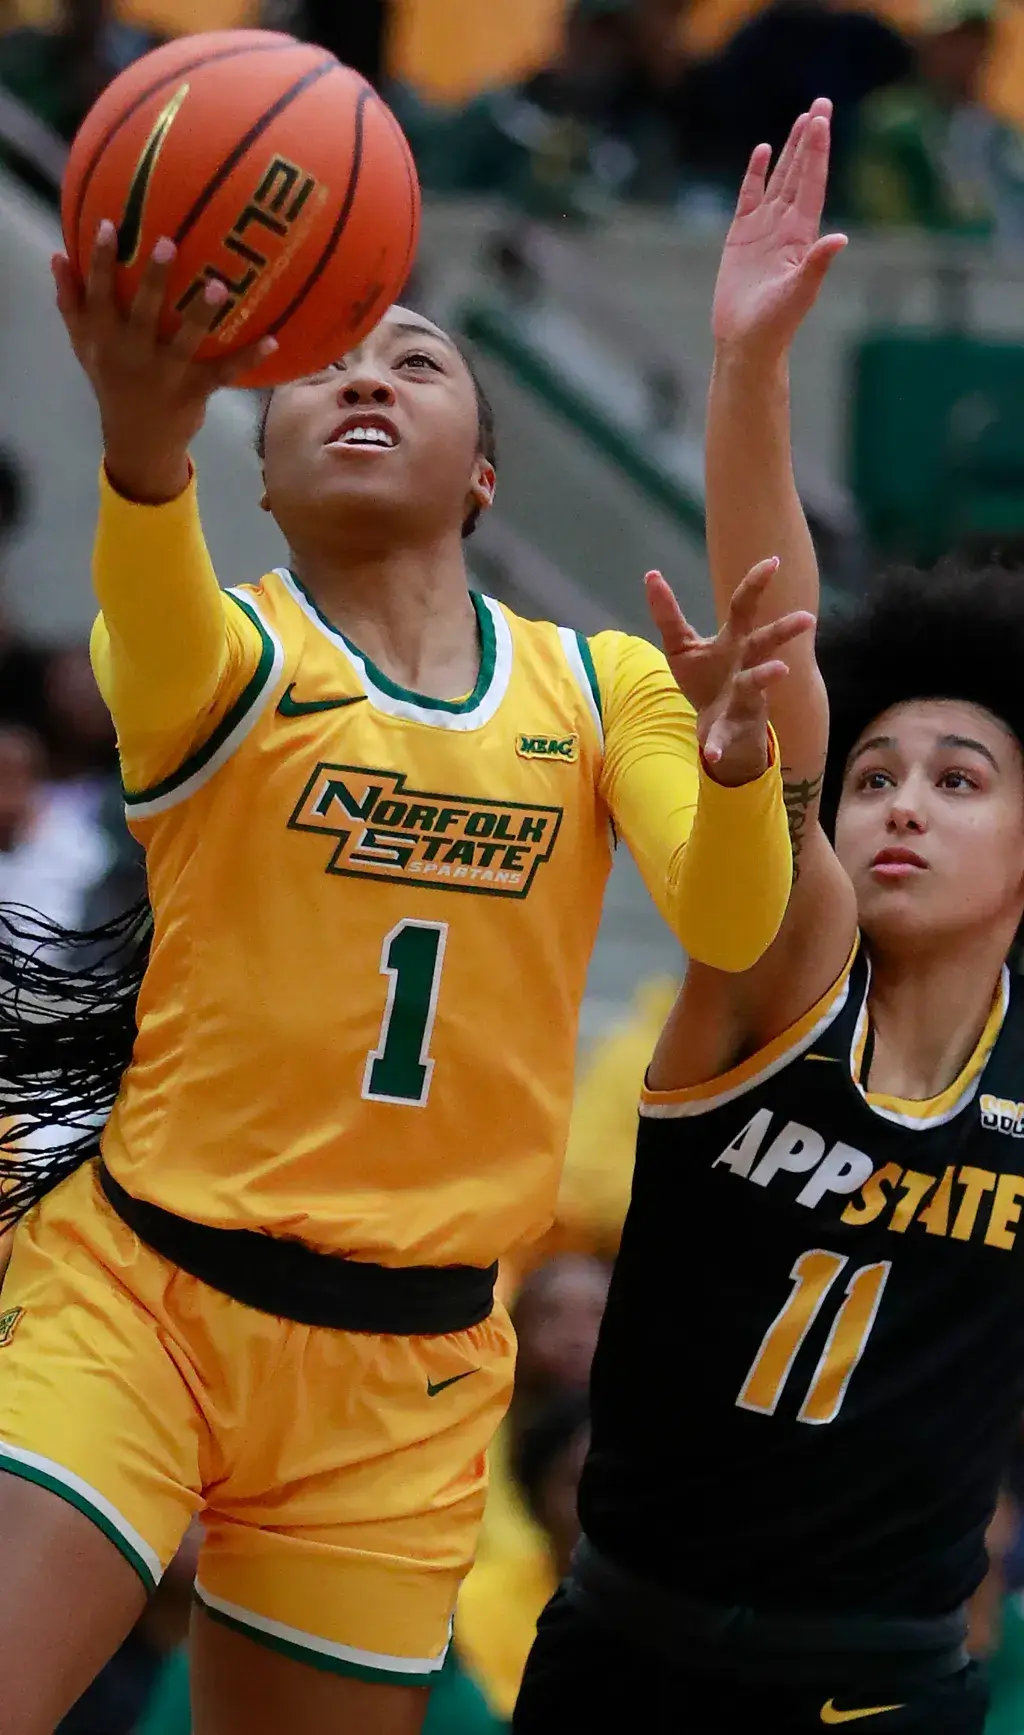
[582,629,694,726]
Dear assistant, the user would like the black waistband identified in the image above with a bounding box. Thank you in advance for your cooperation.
[567,1538,969,1687]
[98,1162,497,1336]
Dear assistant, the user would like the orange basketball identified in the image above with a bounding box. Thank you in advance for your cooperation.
[61,30,421,388]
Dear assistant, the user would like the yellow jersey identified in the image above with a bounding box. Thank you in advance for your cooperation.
[89,472,790,1268]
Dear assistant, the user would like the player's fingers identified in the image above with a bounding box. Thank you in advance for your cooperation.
[128,237,176,336]
[734,143,772,218]
[51,253,85,342]
[702,703,770,768]
[765,114,806,202]
[84,219,119,323]
[645,570,704,657]
[169,277,230,361]
[213,334,279,390]
[796,232,848,304]
[739,609,815,669]
[731,660,791,710]
[792,112,833,227]
[724,556,781,637]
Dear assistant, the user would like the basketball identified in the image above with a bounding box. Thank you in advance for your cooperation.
[60,30,421,388]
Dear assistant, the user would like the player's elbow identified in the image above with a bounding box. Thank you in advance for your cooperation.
[673,895,788,975]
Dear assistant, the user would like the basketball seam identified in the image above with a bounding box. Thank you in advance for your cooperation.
[266,85,370,339]
[173,55,337,246]
[68,40,300,256]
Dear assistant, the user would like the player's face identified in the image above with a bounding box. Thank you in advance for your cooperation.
[834,699,1024,956]
[261,307,495,548]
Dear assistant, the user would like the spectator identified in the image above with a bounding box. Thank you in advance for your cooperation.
[693,0,911,208]
[42,644,117,788]
[0,447,53,742]
[456,1391,590,1721]
[285,0,390,87]
[409,0,698,211]
[510,1254,610,1429]
[850,0,1024,245]
[476,1256,608,1574]
[0,721,109,933]
[0,0,158,192]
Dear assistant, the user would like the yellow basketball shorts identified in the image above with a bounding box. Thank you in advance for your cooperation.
[0,1164,516,1684]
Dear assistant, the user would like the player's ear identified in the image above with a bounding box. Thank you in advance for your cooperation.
[466,458,495,522]
[259,480,271,513]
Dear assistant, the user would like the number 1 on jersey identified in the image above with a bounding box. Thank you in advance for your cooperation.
[363,920,448,1107]
[737,1250,890,1425]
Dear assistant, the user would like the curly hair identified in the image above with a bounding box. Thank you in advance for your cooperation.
[818,563,1024,839]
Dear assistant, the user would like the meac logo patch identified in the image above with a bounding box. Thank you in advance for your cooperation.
[516,734,579,763]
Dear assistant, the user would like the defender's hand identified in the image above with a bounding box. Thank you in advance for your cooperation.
[712,97,847,365]
[52,222,278,504]
[646,557,814,788]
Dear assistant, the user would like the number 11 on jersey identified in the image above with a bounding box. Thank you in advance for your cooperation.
[737,1249,891,1425]
[362,920,449,1107]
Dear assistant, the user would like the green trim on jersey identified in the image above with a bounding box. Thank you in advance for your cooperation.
[285,571,496,715]
[556,626,604,751]
[277,569,514,732]
[574,632,602,725]
[122,593,284,818]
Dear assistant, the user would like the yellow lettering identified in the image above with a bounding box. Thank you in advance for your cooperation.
[890,1170,937,1233]
[917,1166,956,1237]
[985,1173,1024,1251]
[841,1162,902,1227]
[951,1167,997,1241]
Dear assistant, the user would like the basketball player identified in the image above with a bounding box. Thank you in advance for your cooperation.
[0,221,804,1735]
[514,103,1024,1735]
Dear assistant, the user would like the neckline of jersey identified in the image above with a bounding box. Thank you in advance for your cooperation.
[852,954,1010,1128]
[276,568,511,729]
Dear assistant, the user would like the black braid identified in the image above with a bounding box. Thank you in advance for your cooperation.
[0,896,151,1231]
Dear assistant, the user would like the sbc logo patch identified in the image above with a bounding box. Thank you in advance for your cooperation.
[981,1094,1024,1136]
[516,734,579,763]
[0,1307,23,1348]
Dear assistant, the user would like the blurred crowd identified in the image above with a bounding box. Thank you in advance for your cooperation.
[4,1,1024,1731]
[2,0,1024,242]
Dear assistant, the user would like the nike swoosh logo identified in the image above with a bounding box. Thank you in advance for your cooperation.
[821,1702,905,1725]
[117,83,190,267]
[276,686,368,718]
[426,1371,479,1398]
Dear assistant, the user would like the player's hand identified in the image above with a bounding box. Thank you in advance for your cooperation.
[646,557,814,787]
[712,97,847,365]
[52,221,278,504]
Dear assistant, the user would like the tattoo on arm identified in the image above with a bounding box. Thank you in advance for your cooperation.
[782,765,824,881]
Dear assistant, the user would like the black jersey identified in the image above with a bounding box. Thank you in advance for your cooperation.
[581,944,1024,1620]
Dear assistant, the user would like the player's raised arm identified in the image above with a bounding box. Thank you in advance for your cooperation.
[52,223,275,784]
[596,563,811,974]
[707,99,846,877]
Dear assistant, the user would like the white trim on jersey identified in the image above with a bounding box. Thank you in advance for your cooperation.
[276,569,514,732]
[639,973,854,1120]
